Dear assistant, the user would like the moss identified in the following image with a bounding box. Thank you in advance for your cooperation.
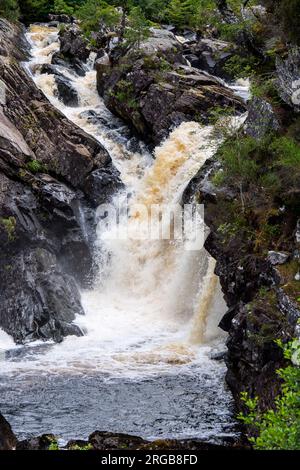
[277,260,300,300]
[278,260,299,284]
[67,443,93,451]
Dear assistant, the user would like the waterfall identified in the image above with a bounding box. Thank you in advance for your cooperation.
[17,23,229,372]
[0,23,250,443]
[0,23,249,375]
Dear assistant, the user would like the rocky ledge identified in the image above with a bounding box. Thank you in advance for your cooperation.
[93,27,245,145]
[0,19,122,344]
[0,411,246,451]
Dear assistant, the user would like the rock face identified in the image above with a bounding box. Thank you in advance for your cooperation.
[96,29,246,145]
[276,47,300,112]
[0,19,122,344]
[0,413,17,450]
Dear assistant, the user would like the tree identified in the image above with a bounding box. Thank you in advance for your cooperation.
[19,0,54,23]
[53,0,74,15]
[133,0,168,23]
[124,5,151,49]
[76,0,120,36]
[165,0,209,29]
[0,0,20,21]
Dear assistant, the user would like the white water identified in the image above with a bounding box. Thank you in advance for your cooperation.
[0,24,249,441]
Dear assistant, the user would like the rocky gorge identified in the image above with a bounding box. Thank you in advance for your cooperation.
[0,0,299,452]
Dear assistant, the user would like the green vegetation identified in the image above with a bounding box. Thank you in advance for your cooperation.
[0,0,20,21]
[223,54,259,79]
[76,0,120,36]
[124,6,150,49]
[67,443,93,450]
[48,441,60,450]
[239,340,300,450]
[26,159,45,173]
[0,216,17,241]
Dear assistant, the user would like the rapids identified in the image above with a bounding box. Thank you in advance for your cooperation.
[0,24,250,443]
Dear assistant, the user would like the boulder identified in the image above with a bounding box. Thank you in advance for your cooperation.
[54,75,79,107]
[51,51,87,76]
[245,97,280,139]
[140,28,182,59]
[59,25,90,62]
[48,14,74,24]
[89,432,147,450]
[0,413,17,450]
[267,251,290,266]
[185,38,235,77]
[17,434,57,450]
[50,24,91,77]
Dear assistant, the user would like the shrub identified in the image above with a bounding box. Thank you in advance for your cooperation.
[0,216,16,241]
[238,340,300,450]
[26,159,44,173]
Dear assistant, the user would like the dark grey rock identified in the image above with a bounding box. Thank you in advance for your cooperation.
[54,75,79,107]
[245,97,280,139]
[0,413,17,450]
[268,251,290,266]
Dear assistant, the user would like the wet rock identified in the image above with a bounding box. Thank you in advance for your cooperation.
[54,75,79,107]
[59,25,90,62]
[0,413,17,450]
[51,51,87,76]
[268,251,290,266]
[17,434,57,450]
[245,97,280,139]
[89,432,147,450]
[0,247,84,344]
[276,47,300,112]
[39,63,61,76]
[48,14,74,24]
[84,166,124,206]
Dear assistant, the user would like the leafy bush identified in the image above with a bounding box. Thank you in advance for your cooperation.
[238,340,300,450]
